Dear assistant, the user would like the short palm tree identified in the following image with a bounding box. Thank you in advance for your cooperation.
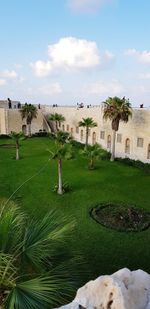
[20,103,38,137]
[78,117,97,147]
[0,200,77,308]
[10,131,25,160]
[49,113,65,132]
[49,131,73,195]
[103,96,132,161]
[81,144,104,169]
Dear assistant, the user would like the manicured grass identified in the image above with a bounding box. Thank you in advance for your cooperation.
[0,137,150,284]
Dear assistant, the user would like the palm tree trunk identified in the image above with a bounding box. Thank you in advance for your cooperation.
[85,127,88,148]
[56,121,58,132]
[28,123,31,137]
[16,142,19,160]
[89,157,94,169]
[57,159,63,195]
[111,130,116,161]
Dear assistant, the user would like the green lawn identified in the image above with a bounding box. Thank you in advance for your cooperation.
[0,137,150,283]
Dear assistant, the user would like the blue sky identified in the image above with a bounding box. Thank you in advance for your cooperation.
[0,0,150,106]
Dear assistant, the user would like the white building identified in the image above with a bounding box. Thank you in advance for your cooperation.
[0,100,150,163]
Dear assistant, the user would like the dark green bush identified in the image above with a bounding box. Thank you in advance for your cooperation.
[70,140,85,149]
[100,149,111,160]
[0,134,11,139]
[32,131,48,137]
[116,157,150,173]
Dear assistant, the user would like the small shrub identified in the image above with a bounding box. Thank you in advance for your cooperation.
[0,134,11,139]
[100,149,111,161]
[116,157,150,173]
[70,140,85,149]
[32,131,48,137]
[48,132,56,140]
[53,182,72,194]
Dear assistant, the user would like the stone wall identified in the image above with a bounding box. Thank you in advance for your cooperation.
[0,104,150,163]
[43,106,150,163]
[0,109,44,135]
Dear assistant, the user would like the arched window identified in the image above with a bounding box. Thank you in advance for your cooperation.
[147,144,150,159]
[62,124,65,131]
[71,127,74,136]
[76,127,79,133]
[107,135,111,149]
[92,132,96,145]
[80,129,84,142]
[125,138,130,154]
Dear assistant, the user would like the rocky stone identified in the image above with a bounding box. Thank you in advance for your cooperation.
[56,268,150,309]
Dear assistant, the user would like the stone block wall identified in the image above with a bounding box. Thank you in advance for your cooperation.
[43,105,150,163]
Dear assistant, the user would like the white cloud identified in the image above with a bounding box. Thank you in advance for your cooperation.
[31,37,114,77]
[27,83,62,96]
[125,49,150,64]
[67,0,113,13]
[0,70,18,79]
[0,79,6,86]
[87,79,124,96]
[39,83,62,95]
[31,60,53,77]
[138,73,150,80]
[14,64,23,69]
[18,76,26,83]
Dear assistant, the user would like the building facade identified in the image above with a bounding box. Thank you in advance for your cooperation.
[0,100,150,163]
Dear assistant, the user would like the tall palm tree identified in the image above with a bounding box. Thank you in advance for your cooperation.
[49,113,65,132]
[0,200,78,308]
[81,144,104,169]
[78,117,97,148]
[103,96,132,161]
[20,103,38,137]
[49,131,73,195]
[10,131,25,160]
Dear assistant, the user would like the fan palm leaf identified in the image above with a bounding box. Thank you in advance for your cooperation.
[78,117,97,147]
[103,96,132,161]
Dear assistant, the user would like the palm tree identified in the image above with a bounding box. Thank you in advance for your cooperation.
[49,131,73,195]
[0,200,78,308]
[81,144,104,169]
[49,113,65,132]
[20,103,38,137]
[103,96,132,161]
[10,131,25,160]
[78,117,97,147]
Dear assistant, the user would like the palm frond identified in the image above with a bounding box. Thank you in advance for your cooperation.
[0,252,17,288]
[78,117,97,128]
[49,113,65,122]
[21,210,75,269]
[6,273,75,309]
[20,104,37,122]
[0,200,26,254]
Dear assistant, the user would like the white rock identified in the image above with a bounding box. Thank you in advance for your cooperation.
[56,268,150,309]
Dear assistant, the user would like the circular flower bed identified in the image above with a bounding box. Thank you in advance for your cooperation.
[91,203,150,232]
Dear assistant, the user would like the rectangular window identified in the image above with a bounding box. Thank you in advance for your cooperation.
[76,126,79,133]
[117,134,122,143]
[100,131,105,139]
[137,137,144,148]
[66,124,69,131]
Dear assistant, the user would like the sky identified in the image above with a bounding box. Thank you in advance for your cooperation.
[0,0,150,106]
